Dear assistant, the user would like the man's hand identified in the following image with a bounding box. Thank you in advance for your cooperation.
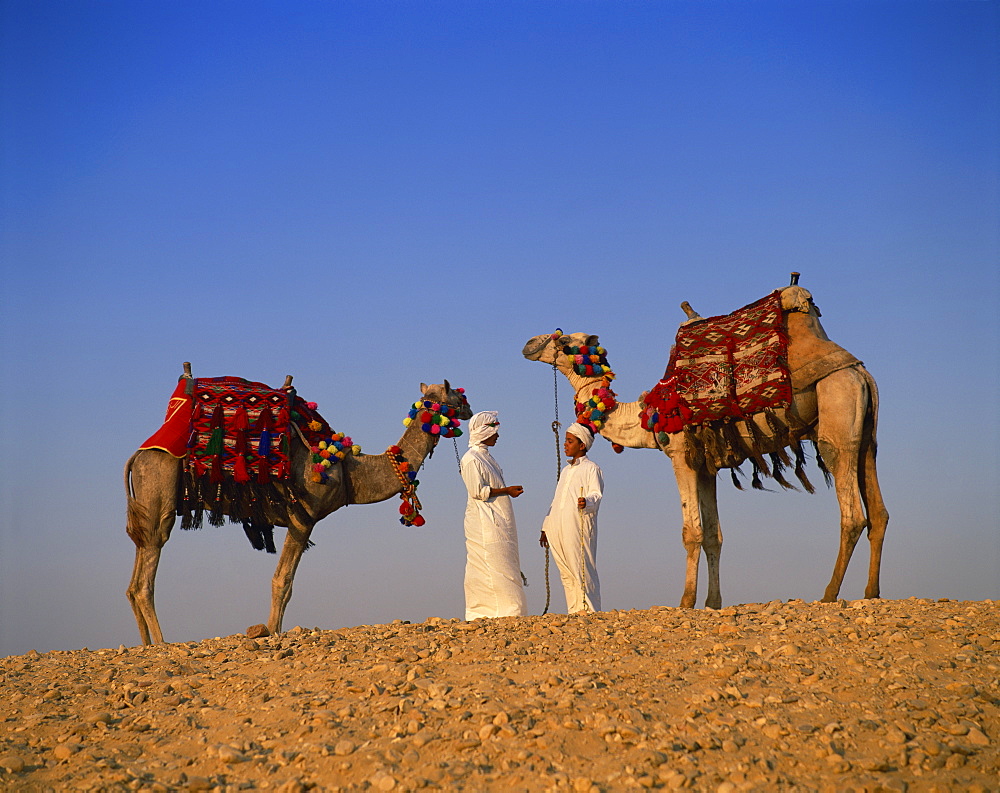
[539,531,549,548]
[577,496,586,510]
[506,485,524,498]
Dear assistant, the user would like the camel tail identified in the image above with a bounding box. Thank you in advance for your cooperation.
[125,451,150,547]
[859,366,880,456]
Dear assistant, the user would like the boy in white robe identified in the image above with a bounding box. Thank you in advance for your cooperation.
[540,423,604,613]
[460,411,528,620]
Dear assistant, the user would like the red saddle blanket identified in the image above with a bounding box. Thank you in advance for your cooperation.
[140,376,331,484]
[655,291,792,427]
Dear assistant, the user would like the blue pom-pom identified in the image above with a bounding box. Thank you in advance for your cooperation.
[407,471,417,481]
[422,423,432,432]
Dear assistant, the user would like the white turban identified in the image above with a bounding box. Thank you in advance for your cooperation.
[468,411,500,446]
[567,423,594,451]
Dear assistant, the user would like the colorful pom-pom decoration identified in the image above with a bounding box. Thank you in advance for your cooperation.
[640,376,694,438]
[307,426,361,483]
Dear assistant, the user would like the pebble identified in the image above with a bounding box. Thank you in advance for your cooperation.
[0,755,26,772]
[334,740,356,756]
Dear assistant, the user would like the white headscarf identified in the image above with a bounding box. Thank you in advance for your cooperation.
[468,411,500,447]
[567,422,594,451]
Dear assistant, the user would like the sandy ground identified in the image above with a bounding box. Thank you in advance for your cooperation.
[1,597,998,792]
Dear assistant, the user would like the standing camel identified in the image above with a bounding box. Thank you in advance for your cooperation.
[522,284,888,609]
[125,379,472,644]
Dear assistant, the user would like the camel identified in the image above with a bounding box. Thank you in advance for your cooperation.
[125,378,472,644]
[522,283,889,609]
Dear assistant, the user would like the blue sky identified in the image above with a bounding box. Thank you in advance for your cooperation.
[1,1,997,656]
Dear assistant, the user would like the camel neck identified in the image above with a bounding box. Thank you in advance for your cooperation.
[345,418,440,505]
[559,364,658,451]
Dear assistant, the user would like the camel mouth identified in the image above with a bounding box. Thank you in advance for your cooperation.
[521,335,551,360]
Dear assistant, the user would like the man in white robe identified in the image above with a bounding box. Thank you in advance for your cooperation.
[540,423,604,613]
[460,411,528,620]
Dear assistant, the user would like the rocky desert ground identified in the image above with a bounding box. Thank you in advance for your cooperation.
[2,597,998,792]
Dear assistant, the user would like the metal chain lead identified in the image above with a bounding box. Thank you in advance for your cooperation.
[552,361,563,476]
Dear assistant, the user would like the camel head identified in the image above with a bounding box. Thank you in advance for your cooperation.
[522,332,601,367]
[419,380,474,420]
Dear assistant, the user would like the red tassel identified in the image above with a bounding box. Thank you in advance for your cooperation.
[230,404,250,432]
[255,407,274,432]
[256,456,271,484]
[210,452,224,484]
[234,453,250,483]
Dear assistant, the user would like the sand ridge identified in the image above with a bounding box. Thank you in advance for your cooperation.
[1,597,998,791]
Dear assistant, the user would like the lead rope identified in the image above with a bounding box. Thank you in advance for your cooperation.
[543,359,561,615]
[579,485,590,614]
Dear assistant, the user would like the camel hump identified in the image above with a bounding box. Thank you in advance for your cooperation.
[780,285,814,314]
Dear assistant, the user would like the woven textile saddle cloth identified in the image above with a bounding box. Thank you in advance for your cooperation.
[141,376,331,482]
[139,376,336,549]
[665,290,792,425]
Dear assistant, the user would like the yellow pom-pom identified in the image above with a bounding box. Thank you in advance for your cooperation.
[318,441,328,450]
[403,417,412,426]
[308,420,322,431]
[352,445,361,455]
[321,459,332,468]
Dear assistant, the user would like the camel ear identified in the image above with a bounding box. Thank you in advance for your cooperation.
[443,379,451,392]
[420,383,428,395]
[586,335,600,346]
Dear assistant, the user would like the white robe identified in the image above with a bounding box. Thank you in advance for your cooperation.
[542,456,603,613]
[460,445,527,620]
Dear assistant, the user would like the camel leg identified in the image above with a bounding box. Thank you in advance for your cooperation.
[127,544,167,645]
[698,471,723,609]
[267,516,316,635]
[671,455,708,609]
[859,438,889,598]
[815,370,869,602]
[125,451,179,645]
